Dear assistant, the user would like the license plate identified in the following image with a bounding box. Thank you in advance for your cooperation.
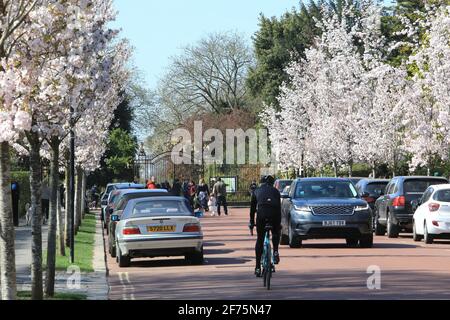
[147,226,176,232]
[323,220,346,227]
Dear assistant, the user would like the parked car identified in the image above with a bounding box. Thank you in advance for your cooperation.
[280,178,373,248]
[107,189,171,257]
[274,179,293,193]
[374,176,449,238]
[112,196,204,267]
[101,183,145,225]
[355,179,390,210]
[412,184,450,244]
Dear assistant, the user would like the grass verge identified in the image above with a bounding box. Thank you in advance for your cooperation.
[44,213,97,272]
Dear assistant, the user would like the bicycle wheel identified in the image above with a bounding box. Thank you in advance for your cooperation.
[266,249,272,290]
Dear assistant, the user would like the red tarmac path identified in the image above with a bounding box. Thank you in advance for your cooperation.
[106,208,450,300]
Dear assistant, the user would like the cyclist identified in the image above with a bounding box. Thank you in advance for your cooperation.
[249,175,281,277]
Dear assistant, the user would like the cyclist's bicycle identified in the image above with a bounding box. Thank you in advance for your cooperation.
[249,221,275,290]
[261,223,275,290]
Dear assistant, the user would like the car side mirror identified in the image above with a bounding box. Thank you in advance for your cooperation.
[111,215,120,222]
[109,208,114,215]
[361,192,370,198]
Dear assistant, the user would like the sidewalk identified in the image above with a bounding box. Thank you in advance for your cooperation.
[15,211,109,299]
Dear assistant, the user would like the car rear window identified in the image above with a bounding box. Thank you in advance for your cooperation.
[276,180,292,191]
[404,179,448,194]
[434,190,450,202]
[366,182,388,195]
[131,200,191,217]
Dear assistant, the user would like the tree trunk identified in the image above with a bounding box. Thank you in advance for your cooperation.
[45,138,59,297]
[64,164,71,248]
[0,142,17,300]
[333,160,338,178]
[28,133,43,300]
[372,161,376,179]
[57,186,65,256]
[348,160,353,178]
[74,167,82,233]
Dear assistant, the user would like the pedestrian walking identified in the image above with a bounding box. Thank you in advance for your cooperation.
[171,178,182,196]
[213,177,228,216]
[197,178,210,212]
[11,180,20,227]
[41,180,50,224]
[90,184,99,208]
[249,180,257,197]
[147,176,157,189]
[188,180,197,209]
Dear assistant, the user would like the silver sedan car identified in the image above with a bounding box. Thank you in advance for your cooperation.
[112,196,204,267]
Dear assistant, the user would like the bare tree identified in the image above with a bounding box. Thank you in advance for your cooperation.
[161,31,253,115]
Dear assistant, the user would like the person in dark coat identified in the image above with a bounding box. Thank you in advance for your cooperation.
[196,178,210,212]
[171,179,182,196]
[11,181,20,227]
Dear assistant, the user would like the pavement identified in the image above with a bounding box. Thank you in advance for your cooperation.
[106,208,450,300]
[15,210,109,299]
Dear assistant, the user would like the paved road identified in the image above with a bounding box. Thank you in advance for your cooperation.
[106,208,450,300]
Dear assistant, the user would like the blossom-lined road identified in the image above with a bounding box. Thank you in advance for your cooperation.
[105,208,450,300]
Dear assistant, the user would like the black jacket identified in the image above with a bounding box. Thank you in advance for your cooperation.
[250,183,281,222]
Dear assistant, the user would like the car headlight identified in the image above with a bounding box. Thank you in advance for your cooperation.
[294,205,312,212]
[355,204,370,211]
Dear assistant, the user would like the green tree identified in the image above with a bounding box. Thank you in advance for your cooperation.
[87,93,137,187]
[105,128,137,178]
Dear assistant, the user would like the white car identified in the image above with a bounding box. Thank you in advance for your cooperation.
[413,184,450,244]
[113,196,203,267]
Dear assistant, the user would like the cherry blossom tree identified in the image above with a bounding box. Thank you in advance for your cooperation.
[262,0,410,178]
[0,0,40,300]
[401,5,450,174]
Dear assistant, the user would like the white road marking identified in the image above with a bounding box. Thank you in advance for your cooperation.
[118,272,136,300]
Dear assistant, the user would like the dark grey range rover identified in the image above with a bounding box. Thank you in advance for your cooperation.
[280,178,373,248]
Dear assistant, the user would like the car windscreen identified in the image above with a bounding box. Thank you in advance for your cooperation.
[130,200,191,217]
[434,190,450,202]
[295,181,358,199]
[366,182,389,196]
[404,179,448,194]
[277,180,292,191]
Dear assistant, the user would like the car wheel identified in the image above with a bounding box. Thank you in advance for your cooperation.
[109,238,116,258]
[346,238,359,247]
[186,246,204,265]
[424,223,434,244]
[374,210,386,236]
[117,246,130,268]
[412,221,423,242]
[360,234,374,248]
[288,221,302,248]
[387,214,399,238]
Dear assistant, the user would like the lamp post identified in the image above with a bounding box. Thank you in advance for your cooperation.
[69,106,75,264]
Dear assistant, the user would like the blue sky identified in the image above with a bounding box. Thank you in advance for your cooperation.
[112,0,302,89]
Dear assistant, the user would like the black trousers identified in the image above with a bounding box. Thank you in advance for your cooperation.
[42,199,49,220]
[217,196,228,216]
[255,216,281,268]
[12,197,19,227]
